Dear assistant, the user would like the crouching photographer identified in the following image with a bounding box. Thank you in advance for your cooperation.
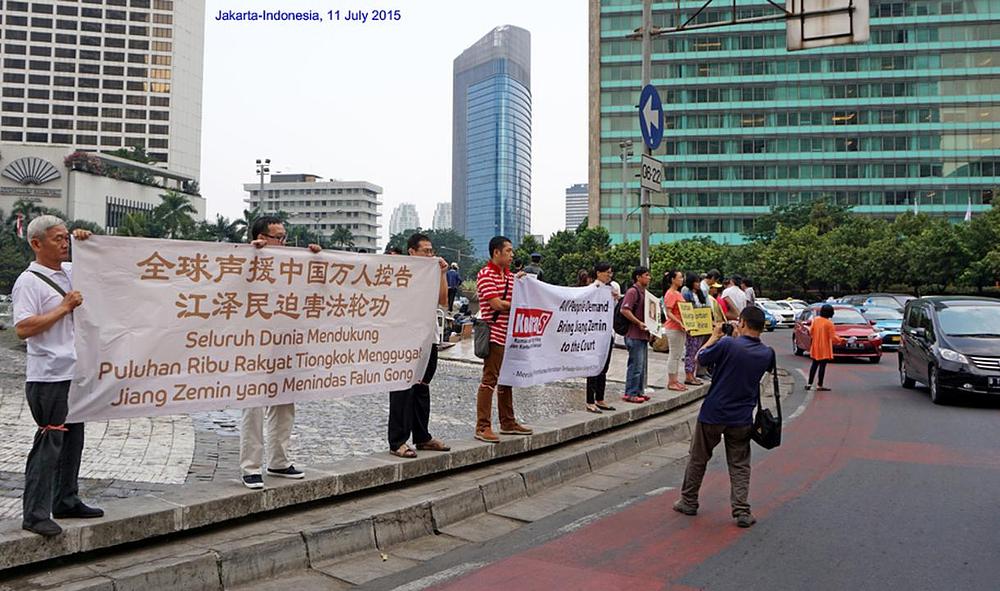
[672,306,776,528]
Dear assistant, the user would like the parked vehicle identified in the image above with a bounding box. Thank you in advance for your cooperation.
[898,296,1000,404]
[860,306,903,351]
[758,299,796,328]
[755,304,778,332]
[785,299,809,311]
[864,293,915,312]
[793,305,882,363]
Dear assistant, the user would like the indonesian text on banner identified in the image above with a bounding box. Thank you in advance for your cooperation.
[67,236,438,422]
[498,276,614,388]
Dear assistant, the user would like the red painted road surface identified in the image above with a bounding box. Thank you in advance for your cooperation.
[430,352,1000,590]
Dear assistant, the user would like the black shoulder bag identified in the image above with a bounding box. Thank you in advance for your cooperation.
[751,352,782,449]
[473,273,510,359]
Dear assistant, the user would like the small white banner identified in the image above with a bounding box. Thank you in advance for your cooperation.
[644,290,663,338]
[498,276,614,388]
[68,236,439,422]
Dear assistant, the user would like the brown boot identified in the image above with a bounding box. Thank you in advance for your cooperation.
[475,428,500,443]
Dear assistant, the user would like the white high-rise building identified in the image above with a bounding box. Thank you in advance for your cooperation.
[432,202,451,230]
[0,0,206,178]
[565,183,588,230]
[245,174,382,253]
[389,202,420,236]
[0,0,207,229]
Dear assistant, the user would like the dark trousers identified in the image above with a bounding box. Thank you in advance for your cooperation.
[388,345,438,450]
[447,288,458,312]
[23,381,84,526]
[808,358,829,386]
[680,421,753,517]
[586,341,614,404]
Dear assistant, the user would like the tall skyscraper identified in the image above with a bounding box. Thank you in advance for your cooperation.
[432,201,452,230]
[565,183,589,230]
[245,174,382,253]
[452,25,531,257]
[0,0,205,178]
[389,202,420,236]
[590,1,998,244]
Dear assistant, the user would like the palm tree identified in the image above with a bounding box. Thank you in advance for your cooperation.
[207,214,243,242]
[329,226,355,250]
[233,208,262,241]
[116,212,151,237]
[153,190,197,239]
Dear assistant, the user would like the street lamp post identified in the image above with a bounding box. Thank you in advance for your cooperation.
[255,158,270,210]
[619,140,634,244]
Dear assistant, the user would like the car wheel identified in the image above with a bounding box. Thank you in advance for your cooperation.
[899,357,915,389]
[928,365,948,405]
[792,336,803,356]
[870,355,881,364]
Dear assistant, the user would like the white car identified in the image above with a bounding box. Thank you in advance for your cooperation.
[759,300,796,327]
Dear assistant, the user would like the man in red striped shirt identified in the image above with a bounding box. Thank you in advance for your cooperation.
[475,236,533,443]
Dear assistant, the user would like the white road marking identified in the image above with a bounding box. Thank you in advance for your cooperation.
[788,368,815,421]
[555,498,642,536]
[391,562,488,591]
[644,486,675,496]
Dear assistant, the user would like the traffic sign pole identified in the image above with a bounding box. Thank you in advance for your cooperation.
[639,0,653,269]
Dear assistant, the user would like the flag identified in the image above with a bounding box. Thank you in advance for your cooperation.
[15,214,24,238]
[964,198,972,222]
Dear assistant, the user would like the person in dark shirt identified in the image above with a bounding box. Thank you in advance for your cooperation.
[446,263,462,312]
[673,306,776,528]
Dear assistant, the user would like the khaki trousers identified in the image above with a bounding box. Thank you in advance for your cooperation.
[476,343,516,432]
[680,421,753,517]
[240,403,295,475]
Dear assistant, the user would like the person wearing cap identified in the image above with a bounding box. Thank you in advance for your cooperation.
[446,262,462,312]
[523,253,543,281]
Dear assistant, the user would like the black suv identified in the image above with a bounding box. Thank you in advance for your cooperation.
[898,296,1000,404]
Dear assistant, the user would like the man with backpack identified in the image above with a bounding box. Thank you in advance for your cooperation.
[672,306,776,528]
[617,267,652,404]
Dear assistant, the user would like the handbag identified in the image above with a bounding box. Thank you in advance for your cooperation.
[751,354,782,449]
[473,272,510,359]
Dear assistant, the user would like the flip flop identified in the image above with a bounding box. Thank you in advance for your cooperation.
[622,395,646,404]
[390,445,417,459]
[595,403,617,411]
[586,405,603,414]
[416,439,451,452]
[684,380,704,386]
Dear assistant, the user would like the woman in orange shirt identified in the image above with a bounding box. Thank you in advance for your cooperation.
[807,304,844,391]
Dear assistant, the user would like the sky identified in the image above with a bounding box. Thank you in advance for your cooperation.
[200,0,589,244]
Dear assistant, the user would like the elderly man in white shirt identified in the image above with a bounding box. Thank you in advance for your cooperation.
[12,215,102,537]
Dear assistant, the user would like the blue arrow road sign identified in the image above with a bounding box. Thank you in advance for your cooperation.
[638,84,664,151]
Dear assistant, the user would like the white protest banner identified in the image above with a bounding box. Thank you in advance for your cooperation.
[498,276,614,388]
[68,236,439,422]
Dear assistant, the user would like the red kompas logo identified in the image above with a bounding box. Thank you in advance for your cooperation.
[511,308,554,337]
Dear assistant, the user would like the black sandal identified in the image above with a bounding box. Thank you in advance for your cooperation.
[586,404,603,414]
[595,403,616,411]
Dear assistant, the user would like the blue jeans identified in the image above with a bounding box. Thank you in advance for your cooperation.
[625,337,648,396]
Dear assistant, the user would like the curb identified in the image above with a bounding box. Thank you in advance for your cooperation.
[0,385,709,572]
[1,400,706,591]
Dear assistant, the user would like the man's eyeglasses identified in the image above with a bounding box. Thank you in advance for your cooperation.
[263,233,287,243]
[415,247,435,255]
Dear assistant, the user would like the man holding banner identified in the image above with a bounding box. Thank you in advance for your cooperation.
[474,236,533,443]
[12,216,102,537]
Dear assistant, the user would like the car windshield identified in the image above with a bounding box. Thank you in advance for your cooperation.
[863,308,902,321]
[938,306,1000,337]
[761,301,782,310]
[773,302,794,310]
[831,309,868,325]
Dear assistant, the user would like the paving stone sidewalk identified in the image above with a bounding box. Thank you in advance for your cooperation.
[0,332,669,521]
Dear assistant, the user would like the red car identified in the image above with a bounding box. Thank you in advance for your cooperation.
[792,305,883,363]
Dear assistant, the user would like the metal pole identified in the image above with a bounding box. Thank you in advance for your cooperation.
[640,0,652,268]
[620,141,631,244]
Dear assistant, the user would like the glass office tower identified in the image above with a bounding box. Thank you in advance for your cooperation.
[590,0,1000,244]
[453,25,531,257]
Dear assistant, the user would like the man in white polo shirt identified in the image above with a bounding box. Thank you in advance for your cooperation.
[12,215,102,537]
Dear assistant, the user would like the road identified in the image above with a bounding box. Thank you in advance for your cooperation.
[366,331,1000,591]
